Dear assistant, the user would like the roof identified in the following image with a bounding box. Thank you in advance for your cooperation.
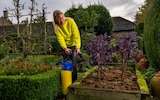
[112,16,135,32]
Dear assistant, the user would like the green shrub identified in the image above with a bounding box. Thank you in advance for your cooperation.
[47,36,61,54]
[144,0,160,71]
[140,67,156,83]
[0,44,4,60]
[81,32,96,52]
[0,68,62,100]
[26,55,62,65]
[135,23,145,53]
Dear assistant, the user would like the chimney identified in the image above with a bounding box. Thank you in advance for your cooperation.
[3,10,9,21]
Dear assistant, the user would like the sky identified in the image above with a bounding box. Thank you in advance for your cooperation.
[0,0,145,23]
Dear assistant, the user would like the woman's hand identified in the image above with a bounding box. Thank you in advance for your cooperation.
[76,48,81,55]
[64,48,72,55]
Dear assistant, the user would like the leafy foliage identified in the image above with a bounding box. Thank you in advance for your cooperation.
[65,5,91,33]
[87,4,113,35]
[86,31,142,65]
[0,68,61,100]
[116,31,142,80]
[81,32,96,52]
[86,34,113,65]
[65,3,113,35]
[144,0,160,71]
[0,44,4,60]
[86,31,142,81]
[140,67,156,83]
[116,31,142,62]
[86,34,114,82]
[135,0,154,24]
[135,23,145,53]
[48,36,61,54]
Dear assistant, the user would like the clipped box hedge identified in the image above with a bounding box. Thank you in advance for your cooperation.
[0,68,62,100]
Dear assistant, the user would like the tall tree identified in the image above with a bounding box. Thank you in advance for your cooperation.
[65,3,112,35]
[135,0,154,53]
[65,4,91,33]
[29,0,38,35]
[41,3,47,54]
[87,4,113,35]
[144,0,160,71]
[10,0,25,36]
[135,0,154,24]
[85,10,99,33]
[65,4,78,18]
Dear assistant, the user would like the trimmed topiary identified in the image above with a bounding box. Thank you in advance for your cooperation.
[144,0,160,71]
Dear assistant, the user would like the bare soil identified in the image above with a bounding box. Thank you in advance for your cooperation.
[80,67,139,91]
[56,66,140,100]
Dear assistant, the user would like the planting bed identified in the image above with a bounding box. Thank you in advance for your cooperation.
[66,66,150,100]
[80,67,138,90]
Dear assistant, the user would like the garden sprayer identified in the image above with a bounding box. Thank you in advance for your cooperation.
[61,60,73,95]
[61,48,81,95]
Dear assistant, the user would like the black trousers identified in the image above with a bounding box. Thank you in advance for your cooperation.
[62,46,78,82]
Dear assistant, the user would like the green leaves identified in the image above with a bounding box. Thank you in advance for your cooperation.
[65,4,113,35]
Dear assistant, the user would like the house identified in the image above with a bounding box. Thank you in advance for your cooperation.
[112,16,135,39]
[0,10,12,26]
[0,10,15,37]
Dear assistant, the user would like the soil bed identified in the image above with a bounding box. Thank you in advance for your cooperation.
[80,67,139,91]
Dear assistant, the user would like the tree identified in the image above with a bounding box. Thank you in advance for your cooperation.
[135,0,154,54]
[31,3,50,55]
[41,3,47,55]
[65,4,78,18]
[135,23,145,53]
[29,0,38,35]
[65,4,91,33]
[86,34,113,82]
[134,0,154,24]
[116,32,142,80]
[65,3,113,35]
[144,0,160,71]
[86,4,113,35]
[85,10,99,33]
[7,0,48,66]
[72,9,89,32]
[9,0,25,36]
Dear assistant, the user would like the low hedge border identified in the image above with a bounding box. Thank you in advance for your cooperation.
[0,67,62,100]
[136,69,150,100]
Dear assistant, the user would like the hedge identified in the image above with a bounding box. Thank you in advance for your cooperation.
[0,68,62,100]
[144,0,160,71]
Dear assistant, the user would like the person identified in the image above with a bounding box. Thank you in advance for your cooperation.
[53,10,81,82]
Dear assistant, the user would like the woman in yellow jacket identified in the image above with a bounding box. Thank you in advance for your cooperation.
[53,10,81,82]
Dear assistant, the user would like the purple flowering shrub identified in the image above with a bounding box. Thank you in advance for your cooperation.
[86,31,142,81]
[86,34,113,65]
[116,31,142,79]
